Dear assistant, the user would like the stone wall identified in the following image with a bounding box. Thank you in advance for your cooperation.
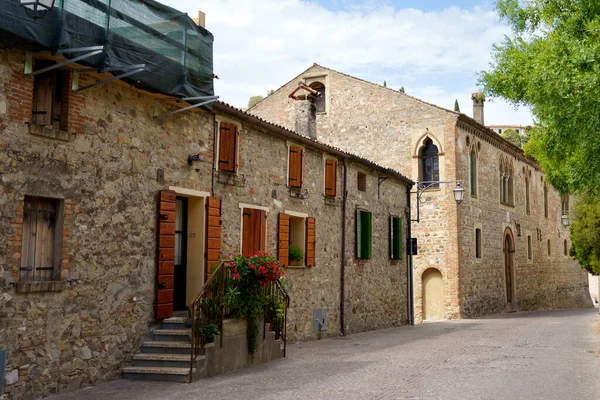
[0,49,410,399]
[455,124,591,316]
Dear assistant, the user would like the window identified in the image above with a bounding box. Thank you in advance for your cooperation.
[498,129,503,134]
[475,228,482,258]
[21,196,63,282]
[547,239,552,256]
[527,235,532,260]
[357,171,367,192]
[525,177,531,214]
[420,138,439,187]
[288,146,303,188]
[564,240,568,256]
[32,61,66,128]
[278,213,315,267]
[309,82,326,113]
[516,129,520,134]
[470,148,478,196]
[356,210,372,259]
[500,157,514,206]
[217,122,238,172]
[389,216,403,260]
[324,159,337,197]
[543,184,549,218]
[241,208,266,255]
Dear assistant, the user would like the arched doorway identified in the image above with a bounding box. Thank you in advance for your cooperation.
[422,268,444,321]
[503,229,515,304]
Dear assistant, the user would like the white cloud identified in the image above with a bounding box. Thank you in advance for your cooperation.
[159,0,532,124]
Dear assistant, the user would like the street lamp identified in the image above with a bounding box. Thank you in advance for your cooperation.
[411,180,464,223]
[20,0,55,20]
[561,213,570,228]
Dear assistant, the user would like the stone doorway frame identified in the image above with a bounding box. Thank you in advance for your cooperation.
[503,227,516,307]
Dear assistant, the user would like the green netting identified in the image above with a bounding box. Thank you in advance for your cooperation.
[1,0,214,101]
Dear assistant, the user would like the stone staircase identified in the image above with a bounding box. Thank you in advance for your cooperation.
[122,316,203,383]
[122,316,284,383]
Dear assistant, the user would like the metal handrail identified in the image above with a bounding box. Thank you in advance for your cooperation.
[274,279,290,357]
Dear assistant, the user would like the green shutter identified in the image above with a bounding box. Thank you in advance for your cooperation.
[395,217,403,260]
[356,209,362,259]
[361,211,372,259]
[389,216,394,259]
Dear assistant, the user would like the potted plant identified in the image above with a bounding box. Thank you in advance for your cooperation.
[289,245,304,266]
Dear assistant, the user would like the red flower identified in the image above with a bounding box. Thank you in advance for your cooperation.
[233,273,240,279]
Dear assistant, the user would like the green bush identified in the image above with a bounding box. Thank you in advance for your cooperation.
[289,245,304,262]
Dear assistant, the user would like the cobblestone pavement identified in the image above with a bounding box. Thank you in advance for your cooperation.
[48,308,600,400]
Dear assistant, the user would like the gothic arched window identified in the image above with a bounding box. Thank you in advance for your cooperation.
[421,138,439,187]
[309,82,326,113]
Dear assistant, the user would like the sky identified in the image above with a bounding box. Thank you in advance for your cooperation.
[159,0,533,125]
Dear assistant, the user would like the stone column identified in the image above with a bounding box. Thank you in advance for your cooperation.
[471,92,485,125]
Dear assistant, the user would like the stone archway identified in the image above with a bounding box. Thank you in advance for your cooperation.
[503,228,515,304]
[422,268,444,321]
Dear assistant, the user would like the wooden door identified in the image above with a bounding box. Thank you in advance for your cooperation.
[504,235,513,303]
[156,190,176,320]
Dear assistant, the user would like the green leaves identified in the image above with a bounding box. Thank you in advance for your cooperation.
[569,197,600,275]
[480,0,600,197]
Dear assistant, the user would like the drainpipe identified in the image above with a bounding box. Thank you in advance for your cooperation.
[340,158,348,336]
[406,184,414,326]
[211,119,217,196]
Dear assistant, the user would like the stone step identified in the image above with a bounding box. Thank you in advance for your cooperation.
[122,366,194,383]
[162,316,189,330]
[141,341,191,355]
[153,329,191,342]
[132,353,205,368]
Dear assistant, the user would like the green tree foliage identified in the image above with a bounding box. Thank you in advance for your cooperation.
[399,86,405,93]
[500,128,522,147]
[569,197,600,275]
[247,95,264,109]
[479,0,600,197]
[383,80,387,87]
[454,99,460,113]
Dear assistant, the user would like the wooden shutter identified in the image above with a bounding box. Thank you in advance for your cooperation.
[33,72,54,126]
[242,208,267,255]
[218,122,237,172]
[356,210,362,259]
[306,217,316,267]
[357,211,372,260]
[289,146,303,188]
[21,197,57,282]
[156,190,176,320]
[278,214,290,267]
[325,160,337,197]
[205,197,222,281]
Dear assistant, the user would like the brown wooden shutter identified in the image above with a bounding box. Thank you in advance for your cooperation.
[33,72,54,126]
[219,122,237,172]
[289,146,303,188]
[156,190,176,320]
[306,217,316,267]
[278,214,290,267]
[242,208,267,255]
[205,197,222,281]
[21,197,57,282]
[325,159,337,197]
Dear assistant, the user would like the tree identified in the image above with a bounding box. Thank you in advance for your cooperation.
[247,95,264,109]
[500,128,522,147]
[479,0,600,197]
[383,80,387,87]
[399,87,405,94]
[454,99,460,113]
[569,197,600,275]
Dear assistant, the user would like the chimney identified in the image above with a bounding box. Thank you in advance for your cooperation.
[471,92,485,125]
[195,10,206,28]
[294,94,317,140]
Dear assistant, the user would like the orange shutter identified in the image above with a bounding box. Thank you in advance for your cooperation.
[242,208,267,255]
[218,122,237,172]
[306,217,316,267]
[205,197,222,281]
[325,159,337,196]
[156,190,176,320]
[278,214,290,267]
[289,146,303,188]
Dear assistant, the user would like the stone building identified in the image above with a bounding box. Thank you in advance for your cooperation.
[250,63,592,323]
[0,34,412,400]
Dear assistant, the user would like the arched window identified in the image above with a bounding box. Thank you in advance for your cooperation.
[470,148,477,196]
[420,138,439,187]
[499,157,514,206]
[547,239,551,256]
[543,184,549,218]
[309,82,326,113]
[525,177,531,214]
[564,240,568,256]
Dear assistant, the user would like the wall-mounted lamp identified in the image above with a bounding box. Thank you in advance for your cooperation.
[187,154,203,165]
[561,213,570,228]
[411,180,464,223]
[20,0,55,20]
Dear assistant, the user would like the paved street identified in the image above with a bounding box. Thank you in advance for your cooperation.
[48,308,600,400]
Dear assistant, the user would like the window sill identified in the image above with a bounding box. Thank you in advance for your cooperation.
[500,202,515,208]
[29,124,74,142]
[15,280,68,293]
[216,170,246,187]
[286,265,308,270]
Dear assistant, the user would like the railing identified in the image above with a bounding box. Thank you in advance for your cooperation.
[188,261,228,381]
[188,261,290,381]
